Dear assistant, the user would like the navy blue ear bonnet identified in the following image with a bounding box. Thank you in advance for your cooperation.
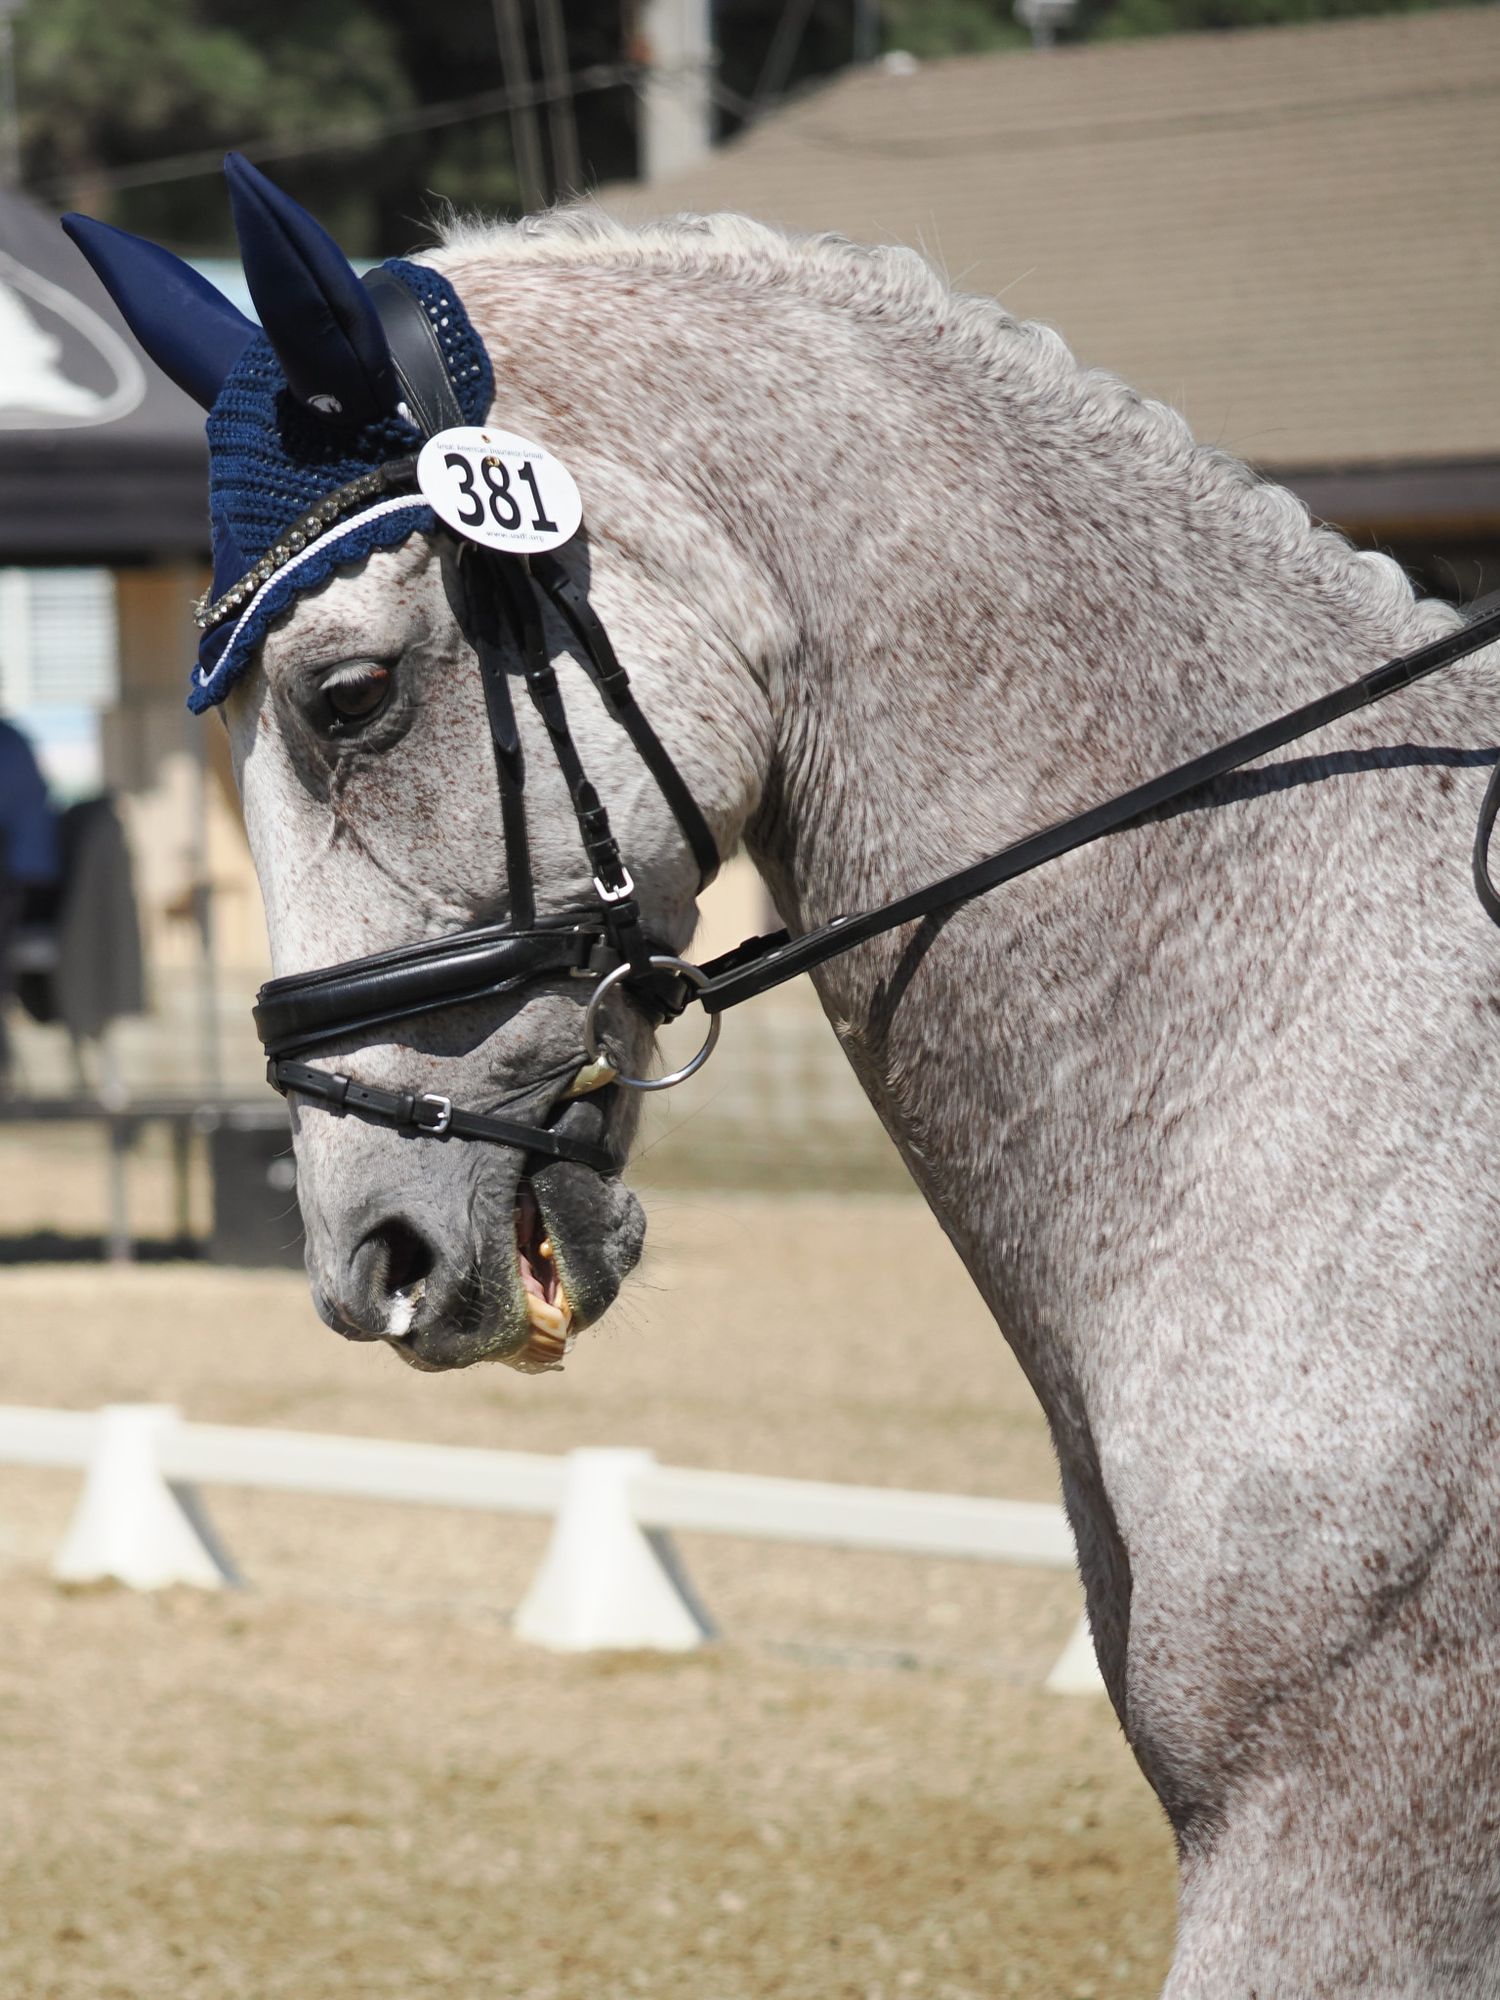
[190,259,492,709]
[62,156,494,711]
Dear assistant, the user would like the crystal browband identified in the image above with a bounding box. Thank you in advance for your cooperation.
[193,455,420,632]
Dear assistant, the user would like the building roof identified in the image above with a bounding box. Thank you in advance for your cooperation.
[604,8,1500,523]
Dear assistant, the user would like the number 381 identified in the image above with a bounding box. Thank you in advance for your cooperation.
[444,452,558,535]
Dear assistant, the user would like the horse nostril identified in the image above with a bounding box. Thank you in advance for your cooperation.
[379,1220,434,1298]
[343,1218,437,1337]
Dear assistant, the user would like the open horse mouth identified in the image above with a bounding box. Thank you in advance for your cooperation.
[502,1154,646,1371]
[371,1126,646,1374]
[512,1181,574,1370]
[386,1184,579,1373]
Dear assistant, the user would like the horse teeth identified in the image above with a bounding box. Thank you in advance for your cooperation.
[537,1237,553,1261]
[525,1294,570,1335]
[506,1285,576,1375]
[564,1059,617,1098]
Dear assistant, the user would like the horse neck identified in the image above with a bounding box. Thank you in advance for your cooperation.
[719,302,1473,1339]
[742,326,1455,938]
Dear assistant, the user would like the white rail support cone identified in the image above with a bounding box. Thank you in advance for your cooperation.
[1045,1610,1108,1695]
[514,1448,712,1652]
[53,1404,236,1592]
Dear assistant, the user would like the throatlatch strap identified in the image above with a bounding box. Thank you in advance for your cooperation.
[532,553,721,891]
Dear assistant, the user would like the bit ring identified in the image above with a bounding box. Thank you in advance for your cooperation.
[582,955,720,1092]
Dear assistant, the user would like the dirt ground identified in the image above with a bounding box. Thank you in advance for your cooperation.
[0,1144,1176,1998]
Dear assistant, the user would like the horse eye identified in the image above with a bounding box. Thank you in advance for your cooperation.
[320,664,391,728]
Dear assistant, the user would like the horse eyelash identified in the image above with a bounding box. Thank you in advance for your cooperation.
[319,660,386,692]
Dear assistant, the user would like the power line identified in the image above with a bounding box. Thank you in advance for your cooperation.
[24,60,636,205]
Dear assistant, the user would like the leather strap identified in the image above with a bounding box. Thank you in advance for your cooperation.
[1475,758,1500,925]
[533,552,721,890]
[1464,588,1500,925]
[482,550,661,983]
[254,918,610,1058]
[464,551,539,928]
[686,598,1500,1016]
[271,1057,615,1171]
[363,269,465,437]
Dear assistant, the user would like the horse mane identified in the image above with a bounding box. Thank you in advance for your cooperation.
[433,204,1458,646]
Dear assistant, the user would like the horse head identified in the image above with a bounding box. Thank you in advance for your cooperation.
[67,162,780,1371]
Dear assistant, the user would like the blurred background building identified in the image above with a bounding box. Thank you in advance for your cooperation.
[1,0,1496,1230]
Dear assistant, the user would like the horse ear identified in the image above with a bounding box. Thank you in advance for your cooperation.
[223,152,397,426]
[61,214,257,410]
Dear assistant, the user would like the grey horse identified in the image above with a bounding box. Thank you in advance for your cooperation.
[86,194,1500,1992]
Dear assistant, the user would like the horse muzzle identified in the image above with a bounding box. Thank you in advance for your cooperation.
[301,1094,645,1373]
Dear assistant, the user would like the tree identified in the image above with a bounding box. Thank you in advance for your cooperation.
[18,0,421,248]
[877,0,1028,57]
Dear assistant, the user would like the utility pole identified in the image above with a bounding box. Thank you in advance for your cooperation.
[639,0,712,183]
[492,0,547,211]
[534,0,582,197]
[1014,0,1077,46]
[0,0,22,190]
[853,0,880,65]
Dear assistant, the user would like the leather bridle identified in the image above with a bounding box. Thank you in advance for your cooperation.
[251,279,721,1174]
[252,517,726,1174]
[247,279,1500,1175]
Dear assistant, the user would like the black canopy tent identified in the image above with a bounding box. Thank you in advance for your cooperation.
[0,187,208,563]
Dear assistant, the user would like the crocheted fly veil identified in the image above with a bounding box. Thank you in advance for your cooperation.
[63,155,493,710]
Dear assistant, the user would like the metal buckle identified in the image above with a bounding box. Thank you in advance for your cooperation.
[592,866,635,904]
[569,929,608,978]
[582,955,720,1093]
[418,1092,454,1136]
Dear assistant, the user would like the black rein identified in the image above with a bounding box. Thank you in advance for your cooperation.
[672,596,1500,1020]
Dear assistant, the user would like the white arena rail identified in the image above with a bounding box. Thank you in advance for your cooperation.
[166,1422,570,1515]
[631,1462,1075,1566]
[0,1403,1103,1693]
[0,1405,98,1466]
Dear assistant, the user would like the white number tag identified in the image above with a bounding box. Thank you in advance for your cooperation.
[416,426,583,553]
